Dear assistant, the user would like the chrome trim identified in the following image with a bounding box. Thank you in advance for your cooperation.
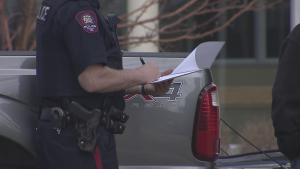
[0,69,36,75]
[119,166,206,169]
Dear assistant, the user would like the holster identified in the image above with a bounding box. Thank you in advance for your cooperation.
[50,97,129,152]
[68,101,101,153]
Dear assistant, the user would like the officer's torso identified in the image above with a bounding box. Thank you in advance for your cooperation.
[36,0,125,110]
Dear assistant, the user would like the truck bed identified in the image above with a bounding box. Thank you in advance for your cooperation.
[0,51,215,168]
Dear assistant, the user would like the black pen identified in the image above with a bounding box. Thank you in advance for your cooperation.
[140,57,145,65]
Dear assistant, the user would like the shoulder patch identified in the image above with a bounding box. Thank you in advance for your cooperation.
[75,11,98,33]
[36,2,52,25]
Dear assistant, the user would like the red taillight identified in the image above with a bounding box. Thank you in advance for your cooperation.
[192,83,220,162]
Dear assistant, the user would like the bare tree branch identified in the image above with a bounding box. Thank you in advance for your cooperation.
[122,0,257,44]
[10,26,23,42]
[20,0,36,50]
[7,12,23,21]
[115,0,283,51]
[0,0,13,51]
[119,0,158,20]
[29,38,36,51]
[0,0,284,51]
[159,0,209,32]
[162,0,198,18]
[107,0,124,14]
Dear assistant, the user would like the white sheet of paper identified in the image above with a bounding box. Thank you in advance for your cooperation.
[150,41,225,83]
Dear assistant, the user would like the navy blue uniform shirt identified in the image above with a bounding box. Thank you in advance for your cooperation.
[36,0,117,109]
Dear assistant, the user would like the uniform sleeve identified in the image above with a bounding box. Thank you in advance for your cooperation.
[271,26,300,160]
[62,5,107,76]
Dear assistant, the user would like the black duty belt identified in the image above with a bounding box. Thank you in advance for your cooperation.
[39,100,129,135]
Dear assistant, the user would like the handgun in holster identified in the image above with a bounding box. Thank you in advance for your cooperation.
[68,101,101,153]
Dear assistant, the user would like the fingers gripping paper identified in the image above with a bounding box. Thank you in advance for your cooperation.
[151,41,225,83]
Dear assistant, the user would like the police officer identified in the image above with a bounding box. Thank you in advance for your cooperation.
[35,0,173,168]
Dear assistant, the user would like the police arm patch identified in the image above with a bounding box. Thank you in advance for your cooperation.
[36,1,52,25]
[75,11,98,33]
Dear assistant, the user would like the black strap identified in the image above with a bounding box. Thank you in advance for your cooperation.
[84,0,116,44]
[40,107,52,120]
[37,98,44,120]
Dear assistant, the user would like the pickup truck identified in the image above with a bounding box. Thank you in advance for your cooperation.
[0,50,289,169]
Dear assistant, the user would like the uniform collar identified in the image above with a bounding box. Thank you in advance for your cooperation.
[85,0,100,9]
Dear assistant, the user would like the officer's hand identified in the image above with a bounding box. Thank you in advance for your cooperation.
[137,61,161,83]
[144,69,173,96]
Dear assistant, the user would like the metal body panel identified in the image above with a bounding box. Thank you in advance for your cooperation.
[0,53,290,168]
[117,57,212,166]
[0,56,39,107]
[119,167,206,169]
[0,97,38,155]
[0,56,39,156]
[0,55,213,167]
[216,152,289,168]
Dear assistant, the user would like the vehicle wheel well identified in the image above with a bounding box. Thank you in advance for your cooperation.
[0,136,36,168]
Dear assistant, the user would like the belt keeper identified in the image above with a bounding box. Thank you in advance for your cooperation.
[141,84,146,95]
